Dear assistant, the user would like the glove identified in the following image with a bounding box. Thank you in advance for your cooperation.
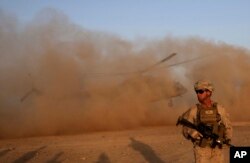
[189,130,203,140]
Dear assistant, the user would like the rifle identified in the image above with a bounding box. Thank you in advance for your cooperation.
[176,116,234,147]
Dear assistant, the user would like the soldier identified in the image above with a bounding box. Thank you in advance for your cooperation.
[179,80,232,163]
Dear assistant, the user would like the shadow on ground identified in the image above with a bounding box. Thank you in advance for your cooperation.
[0,148,14,158]
[129,137,164,163]
[96,152,111,163]
[13,146,47,163]
[46,151,64,163]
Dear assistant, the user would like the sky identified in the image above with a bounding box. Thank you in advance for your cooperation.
[0,0,250,49]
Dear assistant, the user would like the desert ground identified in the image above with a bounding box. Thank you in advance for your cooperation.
[1,124,250,163]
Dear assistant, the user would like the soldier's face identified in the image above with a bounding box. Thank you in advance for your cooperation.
[196,89,211,102]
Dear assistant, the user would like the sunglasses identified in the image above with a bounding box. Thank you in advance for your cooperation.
[195,89,207,94]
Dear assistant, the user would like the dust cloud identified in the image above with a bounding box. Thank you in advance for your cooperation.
[0,9,249,138]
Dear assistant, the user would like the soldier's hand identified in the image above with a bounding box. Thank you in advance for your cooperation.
[190,130,203,140]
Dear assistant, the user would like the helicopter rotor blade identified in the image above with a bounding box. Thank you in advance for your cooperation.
[83,52,177,77]
[158,52,177,64]
[140,52,177,73]
[165,55,208,68]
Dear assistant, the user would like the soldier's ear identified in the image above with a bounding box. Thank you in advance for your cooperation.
[206,91,212,96]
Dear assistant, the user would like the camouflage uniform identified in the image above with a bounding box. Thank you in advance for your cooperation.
[181,80,232,163]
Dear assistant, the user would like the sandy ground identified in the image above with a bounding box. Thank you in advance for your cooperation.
[0,125,250,163]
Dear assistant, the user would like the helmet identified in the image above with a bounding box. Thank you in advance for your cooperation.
[194,80,214,92]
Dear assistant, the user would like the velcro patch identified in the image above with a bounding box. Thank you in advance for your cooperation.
[205,110,214,114]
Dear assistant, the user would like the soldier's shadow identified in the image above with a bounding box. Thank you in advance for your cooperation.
[129,137,164,163]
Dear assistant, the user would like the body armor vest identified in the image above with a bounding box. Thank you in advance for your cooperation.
[196,103,225,148]
[197,102,221,125]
